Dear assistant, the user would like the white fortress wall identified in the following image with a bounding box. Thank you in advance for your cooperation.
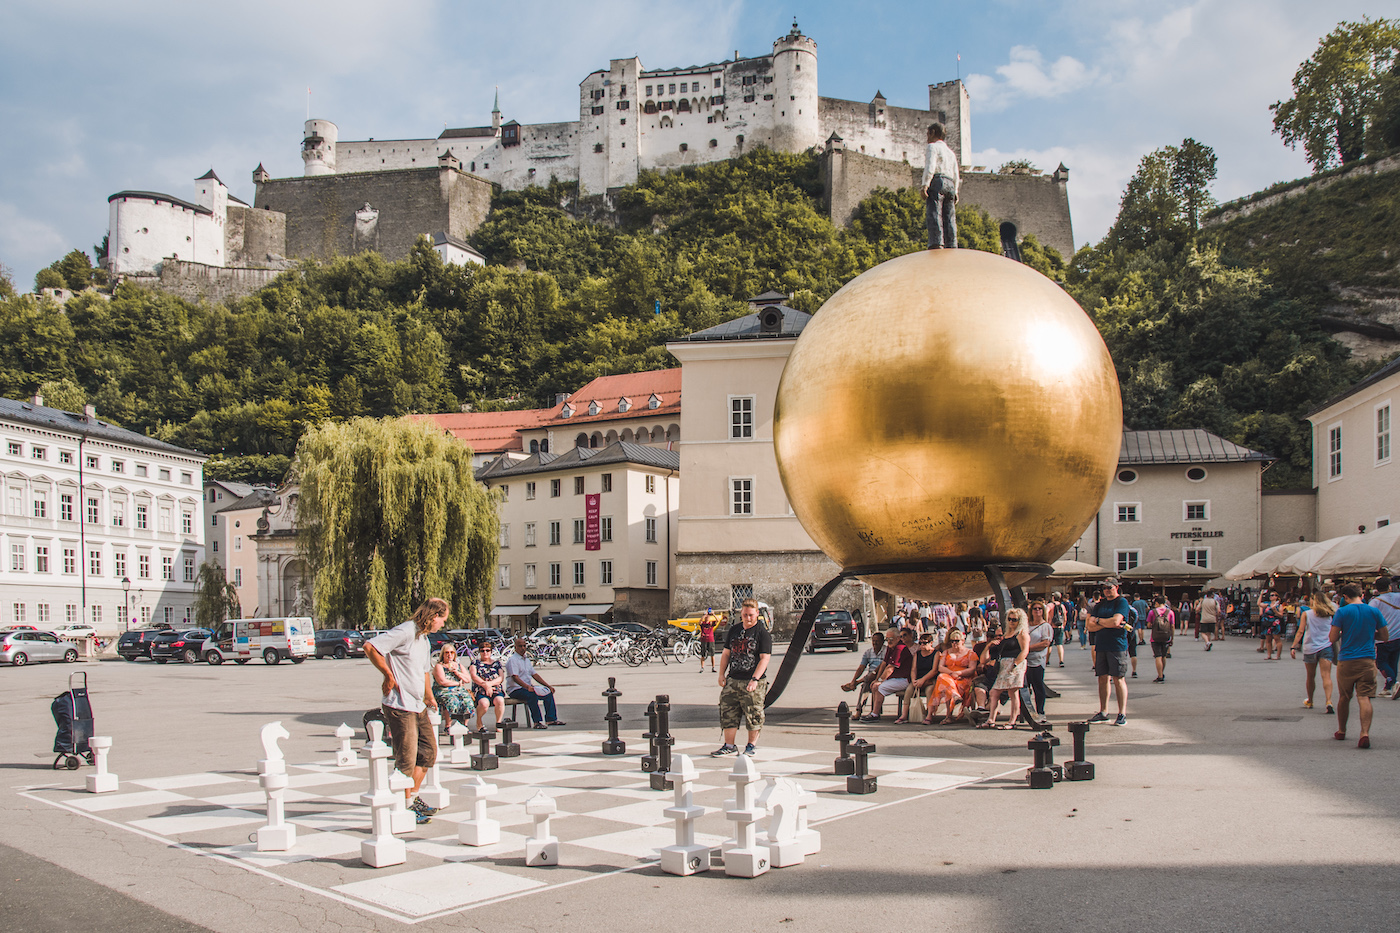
[108,195,220,275]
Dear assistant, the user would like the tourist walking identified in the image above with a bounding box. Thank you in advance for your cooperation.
[1050,592,1068,667]
[1148,596,1175,682]
[920,123,960,249]
[1368,577,1400,695]
[697,608,719,673]
[1331,583,1389,748]
[1196,589,1219,651]
[1290,592,1337,714]
[1088,578,1131,726]
[1261,592,1286,659]
[712,598,773,756]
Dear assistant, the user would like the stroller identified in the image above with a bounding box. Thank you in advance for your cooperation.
[51,672,95,770]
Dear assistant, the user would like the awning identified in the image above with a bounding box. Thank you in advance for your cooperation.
[562,603,615,616]
[488,605,541,616]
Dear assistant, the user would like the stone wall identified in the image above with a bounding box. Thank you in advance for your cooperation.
[225,204,286,264]
[1260,489,1317,549]
[611,587,670,626]
[118,260,289,304]
[253,166,493,262]
[673,549,866,637]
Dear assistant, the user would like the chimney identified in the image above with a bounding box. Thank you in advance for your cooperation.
[31,394,43,407]
[83,404,97,421]
[554,393,570,406]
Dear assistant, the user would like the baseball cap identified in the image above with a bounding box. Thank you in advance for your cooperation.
[1102,576,1121,588]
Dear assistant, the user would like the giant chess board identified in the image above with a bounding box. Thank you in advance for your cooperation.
[21,731,1020,923]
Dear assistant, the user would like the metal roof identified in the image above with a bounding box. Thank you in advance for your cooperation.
[107,190,212,216]
[0,396,204,458]
[439,126,496,139]
[670,306,811,342]
[216,487,277,514]
[1119,429,1273,465]
[476,441,678,480]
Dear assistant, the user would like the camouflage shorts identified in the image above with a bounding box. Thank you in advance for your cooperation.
[719,677,767,730]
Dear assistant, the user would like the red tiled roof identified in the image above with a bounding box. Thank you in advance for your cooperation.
[414,409,554,454]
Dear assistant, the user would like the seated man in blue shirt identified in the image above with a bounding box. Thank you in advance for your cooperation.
[1330,583,1390,749]
[841,631,886,716]
[1088,577,1132,726]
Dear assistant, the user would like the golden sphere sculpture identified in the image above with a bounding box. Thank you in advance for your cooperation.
[774,249,1122,600]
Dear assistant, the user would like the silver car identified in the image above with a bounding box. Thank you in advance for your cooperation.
[0,631,78,666]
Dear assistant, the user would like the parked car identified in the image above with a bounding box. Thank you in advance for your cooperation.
[199,623,248,665]
[315,629,367,659]
[49,624,98,641]
[232,617,313,664]
[149,629,213,664]
[806,609,859,652]
[117,629,164,661]
[0,624,40,634]
[529,625,590,643]
[609,621,652,637]
[1,630,79,666]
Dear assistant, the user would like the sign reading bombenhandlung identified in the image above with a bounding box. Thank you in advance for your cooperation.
[585,493,601,551]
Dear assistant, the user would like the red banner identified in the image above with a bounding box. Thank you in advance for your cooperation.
[585,493,601,551]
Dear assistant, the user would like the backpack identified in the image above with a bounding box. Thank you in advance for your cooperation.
[1150,608,1174,639]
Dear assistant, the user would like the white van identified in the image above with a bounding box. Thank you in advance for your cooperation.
[232,617,314,664]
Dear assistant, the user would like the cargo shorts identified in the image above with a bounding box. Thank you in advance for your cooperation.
[381,704,437,774]
[719,677,767,730]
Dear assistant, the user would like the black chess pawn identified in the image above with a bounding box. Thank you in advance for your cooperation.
[1066,721,1095,781]
[602,677,626,756]
[495,718,520,758]
[470,727,499,771]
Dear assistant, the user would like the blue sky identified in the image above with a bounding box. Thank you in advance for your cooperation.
[0,0,1383,290]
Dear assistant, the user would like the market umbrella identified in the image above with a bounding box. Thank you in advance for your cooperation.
[1119,558,1217,583]
[1275,535,1357,576]
[1048,559,1112,579]
[1224,541,1315,580]
[1308,525,1400,576]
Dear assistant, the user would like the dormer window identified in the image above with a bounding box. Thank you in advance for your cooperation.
[561,404,574,419]
[588,400,601,416]
[619,397,631,412]
[648,393,662,410]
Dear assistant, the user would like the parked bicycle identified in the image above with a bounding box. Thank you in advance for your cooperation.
[672,632,698,663]
[624,632,671,666]
[572,633,631,668]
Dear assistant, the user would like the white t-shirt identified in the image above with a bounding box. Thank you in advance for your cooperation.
[368,620,430,712]
[1026,622,1054,667]
[1369,594,1400,642]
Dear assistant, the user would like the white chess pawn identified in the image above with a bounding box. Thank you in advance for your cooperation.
[256,769,297,851]
[448,721,471,765]
[334,723,356,767]
[723,755,769,878]
[388,768,414,835]
[659,754,710,876]
[757,777,803,868]
[418,711,451,809]
[457,776,501,847]
[524,790,559,866]
[359,719,405,867]
[85,736,117,793]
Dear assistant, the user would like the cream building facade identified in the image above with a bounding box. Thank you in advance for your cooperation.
[476,444,679,631]
[0,397,206,635]
[666,295,866,632]
[1306,355,1399,539]
[1063,430,1272,585]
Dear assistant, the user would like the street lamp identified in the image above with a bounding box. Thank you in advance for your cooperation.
[122,577,131,632]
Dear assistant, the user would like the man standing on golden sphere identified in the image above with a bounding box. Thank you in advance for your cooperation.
[920,123,960,249]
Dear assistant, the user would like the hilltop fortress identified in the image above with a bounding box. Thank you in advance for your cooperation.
[107,22,1073,300]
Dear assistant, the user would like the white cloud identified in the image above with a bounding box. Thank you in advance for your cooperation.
[965,46,1101,114]
[0,201,69,288]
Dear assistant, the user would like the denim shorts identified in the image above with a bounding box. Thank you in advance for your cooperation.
[1303,645,1338,665]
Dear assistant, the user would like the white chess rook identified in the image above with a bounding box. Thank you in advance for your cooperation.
[448,721,471,765]
[722,755,770,878]
[457,776,501,847]
[524,790,559,867]
[757,777,805,868]
[418,710,450,809]
[334,723,356,768]
[389,768,414,834]
[85,736,117,793]
[359,719,406,867]
[659,754,710,876]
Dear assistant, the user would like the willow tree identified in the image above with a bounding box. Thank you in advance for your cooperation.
[293,416,499,629]
[193,561,241,629]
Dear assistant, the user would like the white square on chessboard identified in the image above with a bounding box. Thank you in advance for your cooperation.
[407,831,527,861]
[292,761,367,773]
[874,771,973,792]
[744,760,820,776]
[488,784,589,804]
[505,754,595,769]
[492,768,597,785]
[284,772,360,789]
[569,826,726,860]
[530,732,607,744]
[789,777,843,793]
[434,802,575,828]
[520,743,599,756]
[131,772,244,791]
[805,797,877,822]
[588,800,698,827]
[296,810,371,831]
[217,830,363,867]
[866,755,949,771]
[333,862,544,917]
[201,788,323,808]
[71,789,188,812]
[130,808,265,835]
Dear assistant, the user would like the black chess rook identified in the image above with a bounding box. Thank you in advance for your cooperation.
[602,677,626,755]
[1027,734,1056,789]
[834,701,856,776]
[470,728,499,771]
[495,718,520,758]
[847,738,877,794]
[1066,721,1095,781]
[641,700,659,773]
[649,694,675,791]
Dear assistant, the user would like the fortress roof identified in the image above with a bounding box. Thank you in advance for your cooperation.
[195,168,225,184]
[440,126,496,139]
[107,191,212,215]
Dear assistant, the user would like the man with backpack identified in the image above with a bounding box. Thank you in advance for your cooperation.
[1148,596,1176,682]
[1368,577,1400,696]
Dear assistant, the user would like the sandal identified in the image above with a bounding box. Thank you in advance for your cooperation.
[994,724,1014,730]
[893,717,908,724]
[976,721,995,729]
[939,717,955,725]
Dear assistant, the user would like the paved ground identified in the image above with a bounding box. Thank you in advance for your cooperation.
[2,634,1397,932]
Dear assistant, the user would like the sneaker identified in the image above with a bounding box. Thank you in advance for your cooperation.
[409,797,439,817]
[414,809,432,824]
[1151,676,1164,683]
[1131,672,1138,678]
[1326,704,1335,714]
[1113,714,1127,726]
[710,744,738,757]
[1303,699,1313,709]
[742,743,757,756]
[1087,711,1110,723]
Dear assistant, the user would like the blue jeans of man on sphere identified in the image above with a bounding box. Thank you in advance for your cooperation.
[509,687,558,724]
[926,174,958,249]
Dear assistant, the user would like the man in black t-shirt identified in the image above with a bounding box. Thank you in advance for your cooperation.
[1088,577,1132,726]
[711,599,774,757]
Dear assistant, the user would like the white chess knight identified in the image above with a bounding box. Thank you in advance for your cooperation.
[524,790,559,867]
[448,721,471,765]
[334,723,356,768]
[756,777,812,868]
[659,754,710,876]
[457,776,501,847]
[359,719,406,867]
[85,736,117,793]
[258,721,290,776]
[722,755,770,878]
[417,710,451,810]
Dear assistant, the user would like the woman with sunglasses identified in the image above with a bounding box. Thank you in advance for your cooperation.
[926,629,976,724]
[431,644,473,727]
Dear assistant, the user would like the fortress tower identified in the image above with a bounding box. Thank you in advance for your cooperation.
[302,119,338,176]
[927,81,970,166]
[770,20,819,153]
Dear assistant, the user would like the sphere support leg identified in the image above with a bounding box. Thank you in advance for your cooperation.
[765,572,852,708]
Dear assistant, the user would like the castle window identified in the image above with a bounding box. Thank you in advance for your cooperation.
[679,143,688,152]
[710,138,718,147]
[620,118,626,125]
[645,85,653,96]
[591,88,605,100]
[677,99,691,112]
[470,162,475,171]
[736,135,744,146]
[764,76,773,84]
[744,95,755,103]
[764,94,773,101]
[644,101,657,114]
[714,78,721,87]
[594,143,603,153]
[592,105,604,115]
[742,76,755,85]
[680,82,688,92]
[669,83,676,94]
[615,100,629,110]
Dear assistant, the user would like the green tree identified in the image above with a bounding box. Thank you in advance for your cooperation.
[294,417,499,630]
[37,378,87,412]
[1170,138,1217,231]
[1271,18,1400,170]
[193,561,242,629]
[997,159,1037,174]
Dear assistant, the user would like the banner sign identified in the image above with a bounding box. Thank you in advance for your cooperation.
[585,493,601,551]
